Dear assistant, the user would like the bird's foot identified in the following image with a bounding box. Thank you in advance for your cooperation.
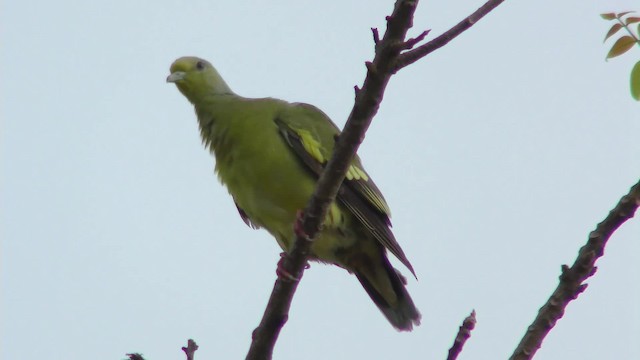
[276,252,300,282]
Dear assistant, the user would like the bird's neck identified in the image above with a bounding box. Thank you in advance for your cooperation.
[206,68,234,95]
[193,94,239,153]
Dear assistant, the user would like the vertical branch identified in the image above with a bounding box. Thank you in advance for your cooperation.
[182,339,199,360]
[446,310,477,360]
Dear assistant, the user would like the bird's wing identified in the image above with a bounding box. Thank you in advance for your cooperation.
[275,103,415,276]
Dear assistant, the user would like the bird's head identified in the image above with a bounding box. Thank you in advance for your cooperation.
[167,56,233,102]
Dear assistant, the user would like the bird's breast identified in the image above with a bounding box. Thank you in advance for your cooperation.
[212,120,317,242]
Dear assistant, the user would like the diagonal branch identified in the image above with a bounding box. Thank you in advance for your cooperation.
[245,1,421,359]
[509,179,640,360]
[395,0,506,71]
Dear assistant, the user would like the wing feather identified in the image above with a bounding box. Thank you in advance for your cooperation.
[235,202,261,229]
[274,109,415,276]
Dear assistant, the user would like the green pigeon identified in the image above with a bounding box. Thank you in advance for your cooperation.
[167,56,421,331]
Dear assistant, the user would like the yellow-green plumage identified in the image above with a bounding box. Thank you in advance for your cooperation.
[167,56,421,331]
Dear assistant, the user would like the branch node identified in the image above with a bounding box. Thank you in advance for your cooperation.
[559,264,571,281]
[181,339,199,360]
[545,317,556,330]
[365,61,377,74]
[401,29,431,50]
[371,28,380,44]
[576,283,589,296]
[394,0,507,72]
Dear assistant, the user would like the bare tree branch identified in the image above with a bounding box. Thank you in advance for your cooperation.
[509,179,640,360]
[182,339,199,360]
[245,1,421,359]
[447,310,477,360]
[245,0,511,358]
[395,0,506,71]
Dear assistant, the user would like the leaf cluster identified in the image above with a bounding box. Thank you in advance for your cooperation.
[601,11,640,100]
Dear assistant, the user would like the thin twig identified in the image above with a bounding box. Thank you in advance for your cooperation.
[615,16,640,43]
[245,1,421,359]
[395,0,506,71]
[447,310,477,360]
[372,28,381,45]
[509,179,640,360]
[182,339,199,360]
[401,30,431,50]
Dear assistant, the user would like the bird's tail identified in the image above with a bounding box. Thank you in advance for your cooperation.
[354,254,421,331]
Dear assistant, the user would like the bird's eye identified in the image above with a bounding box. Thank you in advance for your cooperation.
[196,61,205,70]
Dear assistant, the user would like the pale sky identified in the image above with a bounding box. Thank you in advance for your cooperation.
[2,1,639,359]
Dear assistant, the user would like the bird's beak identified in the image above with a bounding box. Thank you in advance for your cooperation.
[166,71,186,83]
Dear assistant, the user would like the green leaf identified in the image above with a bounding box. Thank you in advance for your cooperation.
[606,36,636,59]
[626,17,640,25]
[601,12,617,20]
[604,23,623,41]
[631,60,640,101]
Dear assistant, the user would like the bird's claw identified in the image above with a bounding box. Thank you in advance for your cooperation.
[276,252,300,282]
[294,210,312,241]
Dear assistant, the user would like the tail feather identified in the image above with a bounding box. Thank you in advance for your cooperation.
[354,256,421,331]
